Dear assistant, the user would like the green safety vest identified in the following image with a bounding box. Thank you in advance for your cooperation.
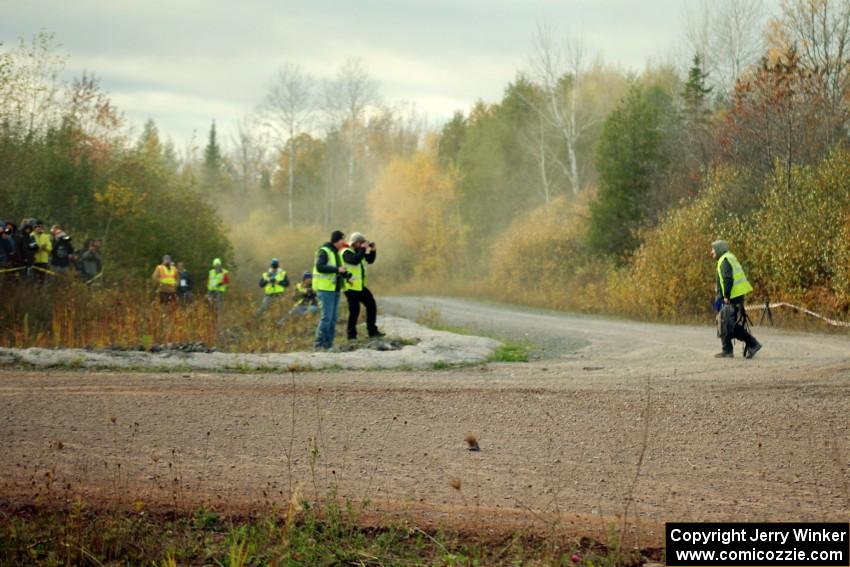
[294,282,315,306]
[342,251,367,292]
[312,246,339,292]
[207,268,229,293]
[717,252,753,299]
[262,269,287,295]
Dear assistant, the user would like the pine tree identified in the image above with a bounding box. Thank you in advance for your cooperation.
[203,120,224,192]
[682,54,713,118]
[588,84,669,258]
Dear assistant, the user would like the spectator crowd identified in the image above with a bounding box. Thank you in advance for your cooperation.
[0,218,102,283]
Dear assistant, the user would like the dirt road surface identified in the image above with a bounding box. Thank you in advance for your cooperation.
[2,297,849,545]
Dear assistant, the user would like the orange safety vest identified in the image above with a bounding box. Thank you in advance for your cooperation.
[156,264,177,286]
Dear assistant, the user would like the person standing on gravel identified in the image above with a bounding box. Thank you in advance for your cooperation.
[342,232,384,341]
[712,240,762,359]
[312,230,349,350]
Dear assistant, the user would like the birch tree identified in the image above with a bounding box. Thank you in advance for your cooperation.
[779,0,850,145]
[322,58,379,221]
[526,23,596,198]
[682,0,768,96]
[261,62,315,227]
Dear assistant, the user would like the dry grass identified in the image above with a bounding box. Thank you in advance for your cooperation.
[0,278,321,353]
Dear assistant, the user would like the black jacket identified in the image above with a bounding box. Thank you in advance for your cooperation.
[51,235,74,268]
[315,242,345,291]
[18,230,35,267]
[341,246,375,289]
[341,246,376,267]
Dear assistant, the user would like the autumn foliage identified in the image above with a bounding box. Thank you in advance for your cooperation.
[368,141,463,280]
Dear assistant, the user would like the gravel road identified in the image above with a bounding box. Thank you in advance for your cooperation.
[2,297,849,545]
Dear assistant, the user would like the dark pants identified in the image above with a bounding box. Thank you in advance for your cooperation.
[720,301,759,353]
[158,291,177,305]
[33,262,50,283]
[344,287,378,339]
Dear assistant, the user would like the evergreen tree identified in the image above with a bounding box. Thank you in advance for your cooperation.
[203,120,224,192]
[682,54,713,118]
[437,111,467,166]
[588,84,669,258]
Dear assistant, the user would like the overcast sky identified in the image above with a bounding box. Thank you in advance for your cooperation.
[5,0,712,148]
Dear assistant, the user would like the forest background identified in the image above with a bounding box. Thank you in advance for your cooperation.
[4,0,850,324]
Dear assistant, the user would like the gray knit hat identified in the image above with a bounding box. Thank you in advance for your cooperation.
[712,240,730,256]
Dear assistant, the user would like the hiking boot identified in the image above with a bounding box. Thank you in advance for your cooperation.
[714,350,733,358]
[745,343,762,359]
[369,330,385,338]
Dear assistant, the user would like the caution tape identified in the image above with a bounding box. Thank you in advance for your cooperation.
[31,265,57,276]
[745,301,850,328]
[0,265,104,283]
[0,266,57,276]
[85,271,103,285]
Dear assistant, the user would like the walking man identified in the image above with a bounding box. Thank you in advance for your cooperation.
[313,230,349,350]
[712,240,762,359]
[342,232,384,340]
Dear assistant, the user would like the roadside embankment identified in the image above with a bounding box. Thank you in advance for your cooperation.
[0,316,499,371]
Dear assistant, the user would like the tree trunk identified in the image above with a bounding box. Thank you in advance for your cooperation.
[288,137,295,229]
[568,84,580,195]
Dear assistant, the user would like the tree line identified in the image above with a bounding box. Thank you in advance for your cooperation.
[3,0,850,318]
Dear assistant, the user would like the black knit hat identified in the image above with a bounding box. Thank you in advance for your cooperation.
[330,230,345,243]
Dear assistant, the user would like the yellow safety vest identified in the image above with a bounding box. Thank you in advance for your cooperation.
[262,269,287,295]
[207,268,229,292]
[312,246,339,292]
[157,265,177,286]
[294,282,315,306]
[342,251,367,292]
[717,252,753,299]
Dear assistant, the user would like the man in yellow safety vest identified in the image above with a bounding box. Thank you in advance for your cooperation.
[312,230,349,350]
[342,232,383,340]
[206,258,230,311]
[152,255,178,304]
[256,257,289,317]
[712,240,762,359]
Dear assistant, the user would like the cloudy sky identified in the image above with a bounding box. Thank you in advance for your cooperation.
[5,0,707,147]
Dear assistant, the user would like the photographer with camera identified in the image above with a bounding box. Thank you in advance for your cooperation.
[342,232,384,340]
[256,258,288,318]
[49,224,75,275]
[312,230,349,350]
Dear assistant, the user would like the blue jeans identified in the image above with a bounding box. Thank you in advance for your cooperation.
[315,290,340,348]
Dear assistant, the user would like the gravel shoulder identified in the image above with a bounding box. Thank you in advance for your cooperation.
[1,297,849,545]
